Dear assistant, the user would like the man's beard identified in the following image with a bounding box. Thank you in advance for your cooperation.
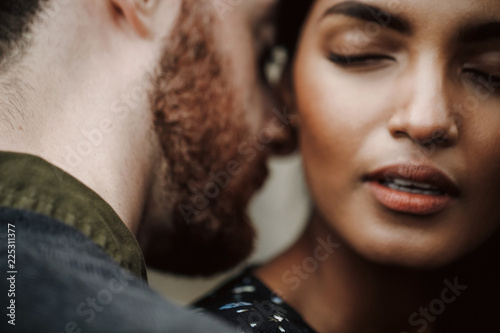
[140,1,270,276]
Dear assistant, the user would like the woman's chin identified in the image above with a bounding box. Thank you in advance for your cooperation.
[359,244,458,271]
[347,230,472,271]
[316,197,486,272]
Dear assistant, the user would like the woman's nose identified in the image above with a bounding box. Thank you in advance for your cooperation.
[388,58,459,148]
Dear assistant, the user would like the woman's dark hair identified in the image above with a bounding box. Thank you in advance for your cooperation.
[276,0,315,57]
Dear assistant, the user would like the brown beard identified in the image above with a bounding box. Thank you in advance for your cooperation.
[141,0,270,276]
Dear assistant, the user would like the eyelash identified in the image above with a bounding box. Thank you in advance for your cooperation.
[328,55,500,93]
[462,69,500,92]
[328,53,395,66]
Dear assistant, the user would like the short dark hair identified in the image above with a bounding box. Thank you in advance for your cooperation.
[276,0,314,57]
[0,0,48,61]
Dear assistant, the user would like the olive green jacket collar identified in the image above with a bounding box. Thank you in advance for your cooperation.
[0,151,147,280]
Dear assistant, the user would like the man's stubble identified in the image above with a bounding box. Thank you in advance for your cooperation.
[141,0,270,276]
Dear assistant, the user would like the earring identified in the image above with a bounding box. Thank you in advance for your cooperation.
[265,46,289,86]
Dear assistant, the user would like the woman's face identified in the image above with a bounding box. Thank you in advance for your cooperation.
[294,0,500,268]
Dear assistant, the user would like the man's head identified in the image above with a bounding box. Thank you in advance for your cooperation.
[0,1,43,66]
[142,0,295,275]
[0,0,293,276]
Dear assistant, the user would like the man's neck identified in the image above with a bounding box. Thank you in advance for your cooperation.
[0,64,157,234]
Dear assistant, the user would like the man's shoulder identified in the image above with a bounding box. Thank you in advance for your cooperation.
[0,207,234,333]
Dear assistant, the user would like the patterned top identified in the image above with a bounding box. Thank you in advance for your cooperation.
[194,267,317,333]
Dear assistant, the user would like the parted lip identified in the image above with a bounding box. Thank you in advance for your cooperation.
[363,164,460,197]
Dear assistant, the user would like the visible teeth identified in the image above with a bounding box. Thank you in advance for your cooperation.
[386,182,441,195]
[393,179,413,186]
[392,178,436,190]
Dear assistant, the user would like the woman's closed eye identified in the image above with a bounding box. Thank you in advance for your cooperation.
[462,68,500,94]
[328,53,396,68]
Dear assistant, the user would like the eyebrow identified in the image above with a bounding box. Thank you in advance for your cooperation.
[460,22,500,44]
[321,1,411,35]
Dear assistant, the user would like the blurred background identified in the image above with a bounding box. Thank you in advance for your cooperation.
[148,153,311,305]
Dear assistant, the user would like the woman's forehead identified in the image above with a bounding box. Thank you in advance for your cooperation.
[309,0,500,39]
[312,0,500,19]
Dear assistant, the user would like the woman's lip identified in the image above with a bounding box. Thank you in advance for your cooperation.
[363,164,459,215]
[365,181,454,215]
[363,164,460,196]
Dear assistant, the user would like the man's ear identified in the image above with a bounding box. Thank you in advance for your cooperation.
[110,0,158,39]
